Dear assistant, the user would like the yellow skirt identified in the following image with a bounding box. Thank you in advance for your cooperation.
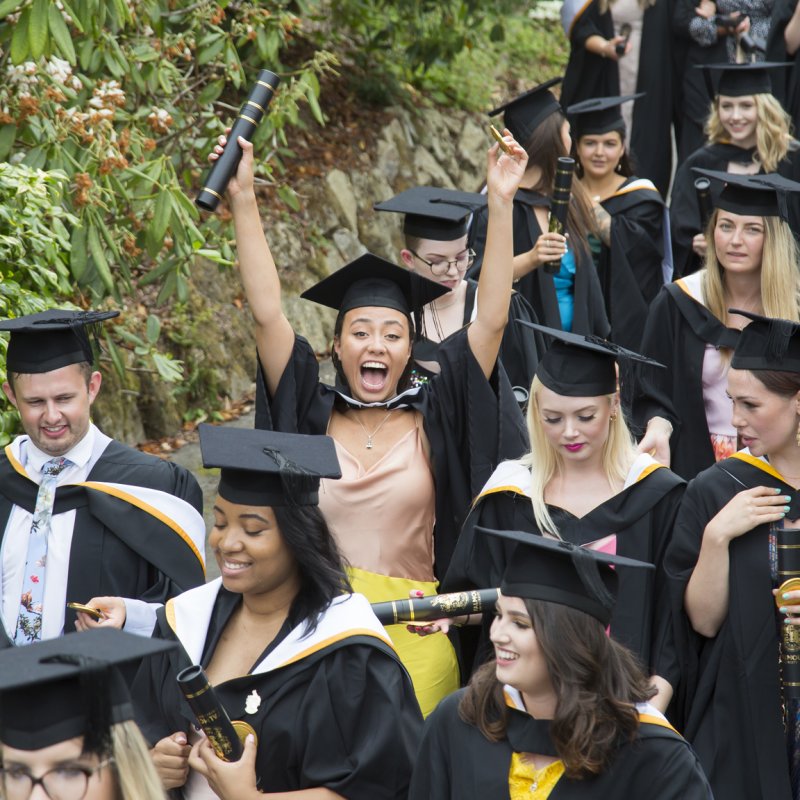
[349,566,460,718]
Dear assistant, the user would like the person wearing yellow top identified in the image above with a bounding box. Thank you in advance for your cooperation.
[409,531,713,799]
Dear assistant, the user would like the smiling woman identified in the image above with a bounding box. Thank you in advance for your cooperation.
[133,425,422,800]
[410,532,713,799]
[216,129,529,716]
[444,323,684,714]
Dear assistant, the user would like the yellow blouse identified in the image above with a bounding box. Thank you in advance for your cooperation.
[509,752,565,799]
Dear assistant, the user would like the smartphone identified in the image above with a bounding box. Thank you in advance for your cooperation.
[489,124,513,155]
[67,602,104,620]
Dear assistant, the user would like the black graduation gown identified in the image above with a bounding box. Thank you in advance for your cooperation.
[134,582,422,800]
[467,190,610,339]
[632,275,740,481]
[412,279,544,399]
[0,439,205,647]
[597,177,671,349]
[408,690,713,800]
[664,453,799,800]
[670,142,800,277]
[253,328,528,580]
[768,0,800,131]
[672,0,728,163]
[561,0,674,195]
[442,457,685,687]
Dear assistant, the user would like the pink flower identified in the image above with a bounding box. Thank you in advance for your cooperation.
[30,575,39,583]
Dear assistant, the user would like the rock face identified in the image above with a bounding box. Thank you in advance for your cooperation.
[94,105,486,443]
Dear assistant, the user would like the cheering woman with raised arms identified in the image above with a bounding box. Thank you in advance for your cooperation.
[213,129,528,717]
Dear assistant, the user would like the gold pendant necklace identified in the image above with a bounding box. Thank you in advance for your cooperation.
[352,409,394,449]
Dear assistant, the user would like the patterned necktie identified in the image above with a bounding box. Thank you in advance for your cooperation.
[14,456,72,645]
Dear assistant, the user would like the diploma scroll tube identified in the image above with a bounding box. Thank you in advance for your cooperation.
[694,177,713,232]
[371,588,500,625]
[176,664,257,761]
[544,157,576,275]
[776,528,800,700]
[196,69,281,211]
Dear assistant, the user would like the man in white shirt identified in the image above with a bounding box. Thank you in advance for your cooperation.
[0,309,206,646]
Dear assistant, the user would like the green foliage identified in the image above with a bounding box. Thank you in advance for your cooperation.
[325,0,539,106]
[0,162,75,444]
[0,0,336,437]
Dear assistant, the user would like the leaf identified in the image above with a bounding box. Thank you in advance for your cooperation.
[70,225,87,282]
[277,185,300,212]
[305,85,324,126]
[0,124,16,161]
[0,0,22,17]
[48,4,76,63]
[197,35,225,66]
[104,334,126,381]
[10,7,30,64]
[28,0,50,60]
[145,313,161,344]
[197,79,225,106]
[87,224,115,294]
[152,352,183,383]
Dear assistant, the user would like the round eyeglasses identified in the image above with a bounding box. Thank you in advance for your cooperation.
[0,760,114,800]
[409,248,476,276]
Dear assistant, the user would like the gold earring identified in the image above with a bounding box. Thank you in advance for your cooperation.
[796,419,800,447]
[610,413,617,421]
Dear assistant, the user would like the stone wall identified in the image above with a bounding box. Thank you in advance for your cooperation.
[93,105,487,443]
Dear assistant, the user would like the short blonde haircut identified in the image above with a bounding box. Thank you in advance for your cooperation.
[702,210,800,327]
[521,376,637,537]
[706,93,794,172]
[111,721,167,800]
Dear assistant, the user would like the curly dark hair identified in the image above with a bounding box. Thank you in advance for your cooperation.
[459,598,655,779]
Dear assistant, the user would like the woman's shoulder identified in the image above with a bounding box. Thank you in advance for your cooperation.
[477,459,532,500]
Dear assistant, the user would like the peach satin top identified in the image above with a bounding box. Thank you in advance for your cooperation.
[318,419,436,582]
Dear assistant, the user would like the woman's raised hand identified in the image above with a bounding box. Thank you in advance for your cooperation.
[208,131,254,199]
[486,128,528,203]
[705,486,790,545]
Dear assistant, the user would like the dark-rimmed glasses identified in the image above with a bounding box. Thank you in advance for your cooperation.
[409,248,476,276]
[0,760,114,800]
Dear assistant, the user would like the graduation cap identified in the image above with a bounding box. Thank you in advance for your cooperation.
[566,94,644,138]
[517,321,663,397]
[488,77,563,145]
[0,629,175,752]
[697,61,792,98]
[199,423,341,507]
[729,309,800,372]
[480,527,654,625]
[374,186,487,242]
[692,168,800,223]
[0,309,119,374]
[300,253,448,317]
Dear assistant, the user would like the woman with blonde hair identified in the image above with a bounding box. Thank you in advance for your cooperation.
[635,171,800,480]
[0,629,170,800]
[670,62,799,277]
[443,324,685,713]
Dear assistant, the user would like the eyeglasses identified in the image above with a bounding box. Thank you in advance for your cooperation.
[0,760,114,800]
[409,248,476,276]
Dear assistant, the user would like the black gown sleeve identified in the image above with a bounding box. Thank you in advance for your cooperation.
[631,287,682,437]
[408,692,459,800]
[500,290,542,396]
[280,644,422,800]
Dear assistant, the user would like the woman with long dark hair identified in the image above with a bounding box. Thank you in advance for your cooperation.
[568,94,671,349]
[133,425,422,800]
[665,311,800,800]
[468,79,609,339]
[411,532,712,799]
